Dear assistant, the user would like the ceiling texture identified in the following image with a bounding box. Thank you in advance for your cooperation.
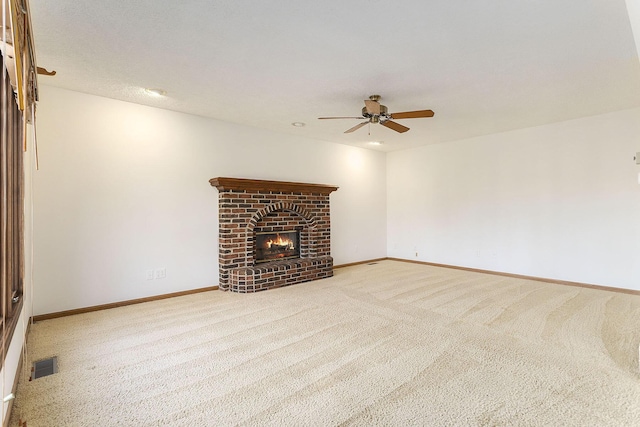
[29,1,640,152]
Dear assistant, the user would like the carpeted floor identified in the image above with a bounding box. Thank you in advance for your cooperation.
[9,260,640,426]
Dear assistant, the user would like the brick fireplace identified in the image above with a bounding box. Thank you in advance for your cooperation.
[210,177,338,293]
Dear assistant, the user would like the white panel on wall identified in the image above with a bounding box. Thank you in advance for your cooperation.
[33,86,387,315]
[388,107,640,290]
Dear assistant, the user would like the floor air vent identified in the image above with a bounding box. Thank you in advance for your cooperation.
[32,357,58,380]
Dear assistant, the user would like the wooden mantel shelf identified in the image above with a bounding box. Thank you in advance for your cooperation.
[209,177,338,195]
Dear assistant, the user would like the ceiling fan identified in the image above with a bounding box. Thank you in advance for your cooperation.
[318,95,434,134]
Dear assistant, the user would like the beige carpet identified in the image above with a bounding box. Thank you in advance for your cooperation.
[10,260,640,426]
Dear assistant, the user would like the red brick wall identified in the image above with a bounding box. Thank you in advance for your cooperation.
[216,189,333,292]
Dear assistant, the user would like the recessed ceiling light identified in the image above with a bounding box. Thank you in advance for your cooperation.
[291,122,306,127]
[368,141,383,146]
[144,88,167,97]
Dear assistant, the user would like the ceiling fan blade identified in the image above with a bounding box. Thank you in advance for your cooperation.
[344,121,369,134]
[318,116,365,120]
[364,99,381,115]
[381,120,410,133]
[390,109,434,119]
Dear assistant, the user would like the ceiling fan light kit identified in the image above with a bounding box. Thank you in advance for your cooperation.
[318,95,434,134]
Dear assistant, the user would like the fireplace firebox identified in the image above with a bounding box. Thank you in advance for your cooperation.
[255,231,300,263]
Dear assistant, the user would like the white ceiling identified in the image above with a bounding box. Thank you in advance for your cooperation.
[29,1,640,152]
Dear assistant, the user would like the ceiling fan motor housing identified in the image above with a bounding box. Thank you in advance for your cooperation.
[362,104,389,121]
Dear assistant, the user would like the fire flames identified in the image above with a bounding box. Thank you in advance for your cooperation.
[266,234,295,250]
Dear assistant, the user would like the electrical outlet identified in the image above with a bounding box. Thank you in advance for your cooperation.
[155,268,166,279]
[146,270,154,280]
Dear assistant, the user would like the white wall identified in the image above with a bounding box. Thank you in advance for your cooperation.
[33,86,387,315]
[388,107,640,290]
[33,85,640,319]
[626,0,640,62]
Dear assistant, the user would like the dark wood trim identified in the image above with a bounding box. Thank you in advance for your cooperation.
[387,258,640,296]
[334,258,388,269]
[209,177,338,195]
[1,53,26,371]
[29,257,639,323]
[32,286,219,322]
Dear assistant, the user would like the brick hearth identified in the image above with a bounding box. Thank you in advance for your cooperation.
[210,177,338,292]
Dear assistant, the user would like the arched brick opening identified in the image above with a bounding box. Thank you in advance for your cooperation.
[248,202,318,260]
